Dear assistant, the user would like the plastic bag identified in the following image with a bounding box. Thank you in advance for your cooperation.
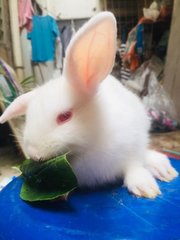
[142,69,178,132]
[123,56,178,132]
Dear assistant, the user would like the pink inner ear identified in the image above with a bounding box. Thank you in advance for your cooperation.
[0,91,34,123]
[64,13,117,95]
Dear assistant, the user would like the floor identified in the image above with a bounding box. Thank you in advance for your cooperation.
[150,130,180,157]
[0,146,22,189]
[0,130,180,189]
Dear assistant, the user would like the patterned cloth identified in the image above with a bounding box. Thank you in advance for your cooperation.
[119,43,131,81]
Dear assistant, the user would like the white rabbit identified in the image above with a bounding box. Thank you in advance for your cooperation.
[0,12,178,198]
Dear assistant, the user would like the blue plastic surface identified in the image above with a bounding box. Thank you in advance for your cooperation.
[0,159,180,240]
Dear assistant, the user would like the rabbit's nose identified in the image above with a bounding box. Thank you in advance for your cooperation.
[26,145,42,161]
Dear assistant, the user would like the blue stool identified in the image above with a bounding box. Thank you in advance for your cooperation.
[0,159,180,240]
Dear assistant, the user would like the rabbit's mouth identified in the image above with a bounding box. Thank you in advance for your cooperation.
[25,138,83,162]
[25,147,52,162]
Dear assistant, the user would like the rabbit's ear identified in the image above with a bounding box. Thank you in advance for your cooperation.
[64,12,117,95]
[0,91,34,123]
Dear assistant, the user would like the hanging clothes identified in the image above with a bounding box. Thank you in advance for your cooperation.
[55,38,63,70]
[57,19,86,61]
[18,0,34,32]
[32,61,55,84]
[123,17,153,72]
[60,25,74,57]
[123,25,141,72]
[27,15,60,62]
[119,43,131,81]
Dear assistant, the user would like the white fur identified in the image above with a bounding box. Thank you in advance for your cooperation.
[22,74,178,197]
[0,12,178,198]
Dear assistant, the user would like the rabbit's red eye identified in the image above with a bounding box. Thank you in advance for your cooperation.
[56,111,72,124]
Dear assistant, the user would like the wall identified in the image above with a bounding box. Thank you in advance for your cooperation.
[36,0,103,19]
[163,0,180,121]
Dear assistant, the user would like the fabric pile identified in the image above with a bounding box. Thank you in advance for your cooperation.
[0,59,22,107]
[148,108,178,133]
[118,0,173,80]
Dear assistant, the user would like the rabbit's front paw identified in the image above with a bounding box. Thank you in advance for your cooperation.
[146,150,178,182]
[124,166,161,199]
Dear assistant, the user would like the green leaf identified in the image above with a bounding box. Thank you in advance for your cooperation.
[20,76,34,86]
[20,154,78,202]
